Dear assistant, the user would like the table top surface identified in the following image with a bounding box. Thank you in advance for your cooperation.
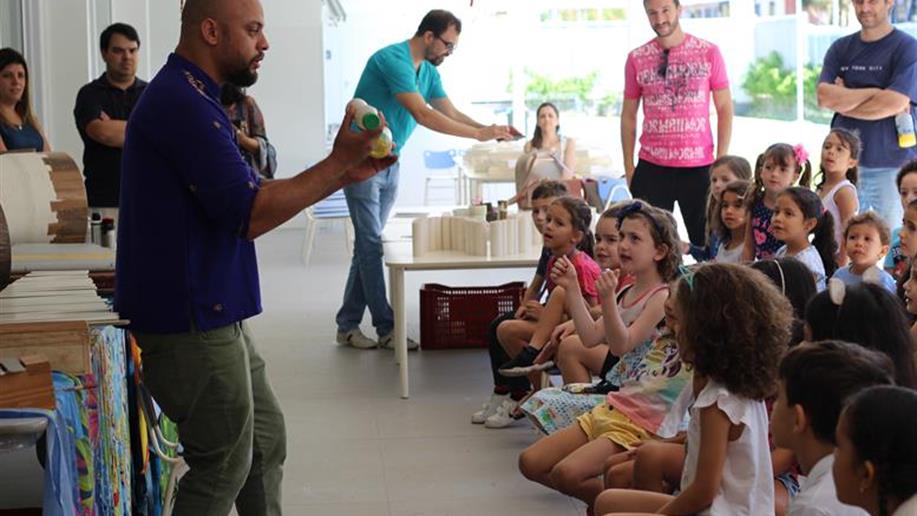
[383,240,540,270]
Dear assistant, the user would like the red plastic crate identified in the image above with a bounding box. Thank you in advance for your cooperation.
[420,282,526,349]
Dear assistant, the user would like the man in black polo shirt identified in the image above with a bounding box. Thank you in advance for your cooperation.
[74,23,147,219]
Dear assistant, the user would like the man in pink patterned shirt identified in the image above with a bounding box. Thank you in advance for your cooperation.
[621,0,733,246]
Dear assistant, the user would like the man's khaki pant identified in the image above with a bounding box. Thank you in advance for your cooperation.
[135,321,286,516]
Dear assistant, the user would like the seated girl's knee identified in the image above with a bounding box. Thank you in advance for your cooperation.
[496,320,512,342]
[518,448,540,480]
[557,334,581,354]
[593,488,617,514]
[547,461,580,493]
[555,335,582,365]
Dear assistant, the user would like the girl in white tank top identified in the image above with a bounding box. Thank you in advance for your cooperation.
[817,129,862,263]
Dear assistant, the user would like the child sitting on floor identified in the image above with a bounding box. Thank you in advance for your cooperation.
[515,203,682,509]
[832,386,917,516]
[601,257,818,516]
[482,196,601,428]
[831,212,896,293]
[513,201,638,382]
[744,143,813,261]
[687,155,752,262]
[595,263,793,515]
[772,187,838,291]
[806,280,917,389]
[473,180,568,426]
[495,196,611,379]
[771,340,893,516]
[884,160,917,279]
[713,180,752,264]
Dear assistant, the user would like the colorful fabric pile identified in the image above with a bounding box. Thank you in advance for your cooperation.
[53,325,132,515]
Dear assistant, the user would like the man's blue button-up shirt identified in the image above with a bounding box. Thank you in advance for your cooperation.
[115,53,262,333]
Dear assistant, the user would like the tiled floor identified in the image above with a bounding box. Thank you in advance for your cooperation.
[246,226,583,515]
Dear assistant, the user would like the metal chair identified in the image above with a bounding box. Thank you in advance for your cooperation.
[422,150,462,205]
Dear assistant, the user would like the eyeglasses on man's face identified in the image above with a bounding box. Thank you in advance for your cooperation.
[436,35,457,53]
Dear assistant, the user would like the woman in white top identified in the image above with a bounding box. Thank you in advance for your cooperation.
[594,263,793,515]
[512,102,576,208]
[833,386,917,516]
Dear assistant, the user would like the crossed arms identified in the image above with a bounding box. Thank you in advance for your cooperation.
[817,78,911,121]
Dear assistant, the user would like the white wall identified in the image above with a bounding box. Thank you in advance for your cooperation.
[24,0,324,197]
[27,0,94,160]
[251,0,326,178]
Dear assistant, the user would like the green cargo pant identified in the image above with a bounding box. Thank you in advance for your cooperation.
[135,321,286,515]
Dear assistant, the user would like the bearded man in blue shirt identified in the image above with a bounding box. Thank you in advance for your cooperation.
[116,0,394,513]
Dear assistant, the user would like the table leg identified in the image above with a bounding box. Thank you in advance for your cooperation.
[390,267,409,398]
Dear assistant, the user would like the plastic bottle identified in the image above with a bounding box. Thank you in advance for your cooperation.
[348,98,381,131]
[90,213,102,245]
[100,217,115,248]
[896,111,916,148]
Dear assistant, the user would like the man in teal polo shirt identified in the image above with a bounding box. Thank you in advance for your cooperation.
[335,9,517,350]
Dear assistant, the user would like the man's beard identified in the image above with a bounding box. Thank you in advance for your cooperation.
[226,67,258,87]
[424,47,445,67]
[653,21,678,37]
[225,56,262,87]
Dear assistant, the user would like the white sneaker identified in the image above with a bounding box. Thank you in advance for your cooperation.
[336,329,377,349]
[484,398,521,429]
[471,392,509,424]
[378,333,419,351]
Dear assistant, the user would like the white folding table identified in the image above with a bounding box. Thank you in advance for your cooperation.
[383,241,540,398]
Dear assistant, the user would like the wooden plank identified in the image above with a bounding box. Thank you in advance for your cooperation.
[0,321,90,375]
[0,311,121,324]
[0,301,111,314]
[0,292,106,306]
[0,289,95,299]
[26,270,89,277]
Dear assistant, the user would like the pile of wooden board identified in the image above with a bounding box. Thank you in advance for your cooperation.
[0,270,123,375]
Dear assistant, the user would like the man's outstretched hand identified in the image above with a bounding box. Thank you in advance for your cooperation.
[329,108,398,184]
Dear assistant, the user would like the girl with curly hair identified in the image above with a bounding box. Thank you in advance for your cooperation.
[517,202,684,509]
[595,263,794,515]
[600,257,816,515]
